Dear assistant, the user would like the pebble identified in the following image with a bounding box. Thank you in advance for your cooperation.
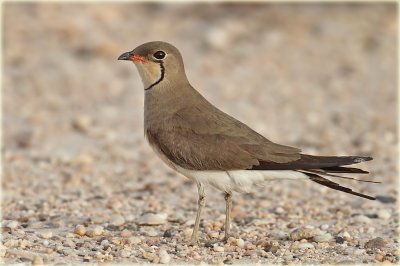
[275,207,285,214]
[245,244,256,250]
[120,229,132,237]
[364,237,387,250]
[340,231,351,241]
[375,254,384,262]
[353,215,372,224]
[74,225,86,236]
[320,224,329,230]
[377,209,391,220]
[159,250,171,264]
[39,230,53,239]
[290,227,317,241]
[27,222,44,229]
[4,239,18,248]
[183,229,193,237]
[7,221,19,229]
[313,233,332,242]
[110,215,125,226]
[85,226,103,237]
[236,239,245,248]
[62,239,75,248]
[214,245,225,252]
[120,249,130,258]
[72,114,92,132]
[129,237,141,245]
[137,213,168,225]
[142,251,156,260]
[298,243,315,249]
[32,256,44,265]
[146,230,158,237]
[208,231,219,239]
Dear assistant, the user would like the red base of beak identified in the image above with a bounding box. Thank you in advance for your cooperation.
[131,56,148,63]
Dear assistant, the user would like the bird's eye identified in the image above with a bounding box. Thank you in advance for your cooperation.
[153,51,166,60]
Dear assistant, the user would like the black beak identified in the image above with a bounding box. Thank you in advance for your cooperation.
[118,51,132,60]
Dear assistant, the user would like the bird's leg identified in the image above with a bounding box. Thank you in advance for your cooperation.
[190,182,205,245]
[223,192,232,242]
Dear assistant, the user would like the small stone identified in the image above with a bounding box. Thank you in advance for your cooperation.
[377,209,391,220]
[39,230,53,239]
[227,237,237,245]
[163,229,173,238]
[236,239,245,248]
[354,249,365,255]
[32,256,44,265]
[146,230,158,237]
[340,231,351,241]
[266,246,279,253]
[375,254,384,262]
[214,245,224,252]
[137,213,168,225]
[63,249,73,256]
[367,227,376,234]
[289,243,299,250]
[63,239,75,248]
[287,222,297,229]
[159,250,171,264]
[320,224,329,230]
[275,207,285,214]
[128,237,141,245]
[85,226,103,237]
[72,115,92,133]
[353,215,372,224]
[245,244,256,250]
[298,243,315,249]
[110,215,125,226]
[208,231,219,239]
[120,250,130,258]
[142,251,156,260]
[74,225,86,236]
[7,221,19,229]
[313,233,332,242]
[120,229,132,237]
[365,237,387,250]
[335,237,345,244]
[290,227,317,241]
[183,229,193,237]
[27,222,44,229]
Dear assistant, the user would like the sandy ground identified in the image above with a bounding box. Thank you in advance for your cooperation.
[2,2,398,264]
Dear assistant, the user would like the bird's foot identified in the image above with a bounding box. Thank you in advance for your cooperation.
[222,235,232,243]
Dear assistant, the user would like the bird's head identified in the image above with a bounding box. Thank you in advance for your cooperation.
[118,41,188,90]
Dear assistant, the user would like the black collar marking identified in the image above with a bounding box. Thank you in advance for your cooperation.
[145,62,165,91]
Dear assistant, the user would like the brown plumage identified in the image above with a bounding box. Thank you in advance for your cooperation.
[118,41,378,244]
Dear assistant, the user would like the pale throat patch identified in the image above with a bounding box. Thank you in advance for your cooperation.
[135,61,164,89]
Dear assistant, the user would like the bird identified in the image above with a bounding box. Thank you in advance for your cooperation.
[118,41,378,244]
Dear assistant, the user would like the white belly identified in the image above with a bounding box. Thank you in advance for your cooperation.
[147,142,308,193]
[175,166,308,193]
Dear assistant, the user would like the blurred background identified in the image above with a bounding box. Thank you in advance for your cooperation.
[2,2,398,263]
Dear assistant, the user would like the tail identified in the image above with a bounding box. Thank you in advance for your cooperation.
[303,172,376,200]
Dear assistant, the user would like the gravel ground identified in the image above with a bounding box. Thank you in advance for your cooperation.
[2,2,398,265]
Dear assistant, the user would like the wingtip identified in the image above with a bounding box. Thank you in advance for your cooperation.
[354,156,373,163]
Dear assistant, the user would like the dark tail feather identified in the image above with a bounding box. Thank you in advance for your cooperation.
[304,170,380,184]
[321,166,369,174]
[306,173,376,200]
